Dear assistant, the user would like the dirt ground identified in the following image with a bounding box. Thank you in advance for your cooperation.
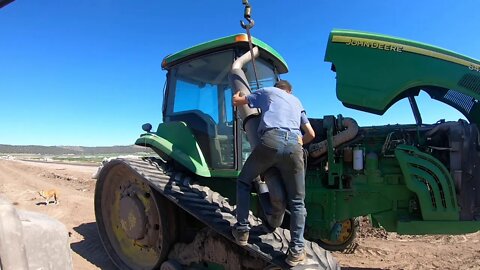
[0,159,479,270]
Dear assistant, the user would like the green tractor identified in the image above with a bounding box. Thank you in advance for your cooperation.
[94,30,480,269]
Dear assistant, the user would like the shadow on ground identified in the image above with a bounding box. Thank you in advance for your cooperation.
[71,222,117,270]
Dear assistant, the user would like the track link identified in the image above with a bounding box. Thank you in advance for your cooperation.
[100,157,339,269]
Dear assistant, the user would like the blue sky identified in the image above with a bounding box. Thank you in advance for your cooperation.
[1,1,479,146]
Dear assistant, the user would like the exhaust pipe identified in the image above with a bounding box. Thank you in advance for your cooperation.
[309,117,359,158]
[230,46,261,145]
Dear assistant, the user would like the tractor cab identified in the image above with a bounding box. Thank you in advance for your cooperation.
[137,34,288,176]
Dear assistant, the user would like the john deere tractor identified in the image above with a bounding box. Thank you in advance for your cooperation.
[94,29,480,269]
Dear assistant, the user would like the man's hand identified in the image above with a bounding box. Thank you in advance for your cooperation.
[301,122,315,145]
[233,91,248,107]
[297,135,303,145]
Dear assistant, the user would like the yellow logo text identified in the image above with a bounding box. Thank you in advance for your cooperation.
[345,39,403,53]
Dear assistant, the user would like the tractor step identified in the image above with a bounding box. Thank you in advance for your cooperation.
[100,157,339,269]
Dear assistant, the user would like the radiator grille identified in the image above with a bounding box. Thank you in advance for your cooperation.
[444,89,476,113]
[458,73,480,94]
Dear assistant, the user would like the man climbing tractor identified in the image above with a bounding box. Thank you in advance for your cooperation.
[231,79,315,266]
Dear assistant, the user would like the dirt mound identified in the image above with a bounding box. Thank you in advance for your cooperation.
[356,216,388,240]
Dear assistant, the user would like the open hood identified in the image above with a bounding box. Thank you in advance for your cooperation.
[0,0,14,8]
[325,29,480,125]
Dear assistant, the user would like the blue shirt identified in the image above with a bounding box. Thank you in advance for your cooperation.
[247,87,309,136]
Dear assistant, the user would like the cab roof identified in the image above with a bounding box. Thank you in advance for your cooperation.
[161,34,289,74]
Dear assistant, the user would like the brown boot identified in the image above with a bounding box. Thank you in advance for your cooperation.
[285,249,306,266]
[232,228,249,246]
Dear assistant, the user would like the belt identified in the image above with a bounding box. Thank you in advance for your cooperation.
[262,128,300,141]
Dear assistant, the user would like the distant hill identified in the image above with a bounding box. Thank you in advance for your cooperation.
[0,144,153,155]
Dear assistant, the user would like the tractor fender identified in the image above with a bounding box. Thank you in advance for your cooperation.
[135,122,211,177]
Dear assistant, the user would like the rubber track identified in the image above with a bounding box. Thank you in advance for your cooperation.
[102,157,339,270]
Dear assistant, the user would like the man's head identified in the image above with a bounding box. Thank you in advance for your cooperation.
[274,80,292,93]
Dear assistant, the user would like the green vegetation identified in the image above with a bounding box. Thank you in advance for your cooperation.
[0,144,154,165]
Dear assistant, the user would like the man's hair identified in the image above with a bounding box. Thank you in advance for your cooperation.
[274,80,292,93]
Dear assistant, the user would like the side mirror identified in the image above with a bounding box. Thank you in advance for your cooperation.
[142,123,152,133]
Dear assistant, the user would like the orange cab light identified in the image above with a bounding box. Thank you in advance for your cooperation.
[235,34,248,42]
[161,59,167,68]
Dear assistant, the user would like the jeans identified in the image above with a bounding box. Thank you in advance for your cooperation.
[235,129,307,254]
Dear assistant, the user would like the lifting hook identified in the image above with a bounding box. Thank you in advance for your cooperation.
[240,0,255,29]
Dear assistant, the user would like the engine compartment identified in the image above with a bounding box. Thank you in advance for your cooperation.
[307,116,480,221]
